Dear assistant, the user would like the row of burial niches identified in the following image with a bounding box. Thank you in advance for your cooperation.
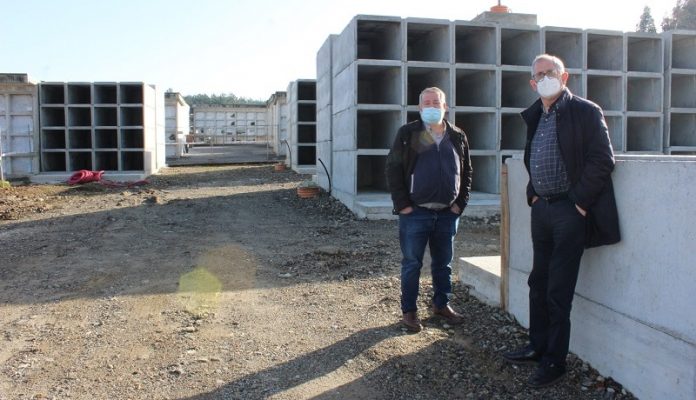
[356,19,663,72]
[357,67,662,110]
[41,150,144,172]
[40,106,145,128]
[39,83,145,104]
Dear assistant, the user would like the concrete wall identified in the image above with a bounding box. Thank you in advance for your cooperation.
[286,79,317,174]
[505,156,696,400]
[164,92,190,159]
[0,74,39,178]
[191,104,267,144]
[266,91,287,157]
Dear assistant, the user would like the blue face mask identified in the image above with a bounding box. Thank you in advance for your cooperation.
[420,107,444,125]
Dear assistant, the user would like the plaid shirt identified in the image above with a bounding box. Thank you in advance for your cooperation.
[529,106,570,197]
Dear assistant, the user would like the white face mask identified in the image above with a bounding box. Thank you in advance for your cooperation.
[536,76,562,98]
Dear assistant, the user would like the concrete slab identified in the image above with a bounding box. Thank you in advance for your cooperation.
[457,256,501,307]
[165,143,282,166]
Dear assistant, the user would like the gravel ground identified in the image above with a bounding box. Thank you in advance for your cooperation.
[0,164,636,399]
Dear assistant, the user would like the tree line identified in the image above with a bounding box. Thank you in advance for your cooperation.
[179,93,265,107]
[638,0,696,32]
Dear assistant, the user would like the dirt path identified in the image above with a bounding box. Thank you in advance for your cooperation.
[0,165,633,399]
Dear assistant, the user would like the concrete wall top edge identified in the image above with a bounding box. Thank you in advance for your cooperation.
[498,23,541,31]
[454,63,497,70]
[404,17,451,25]
[406,61,451,69]
[355,59,402,67]
[452,20,498,28]
[586,28,624,36]
[353,14,402,22]
[541,26,584,33]
[625,31,663,39]
[662,29,696,37]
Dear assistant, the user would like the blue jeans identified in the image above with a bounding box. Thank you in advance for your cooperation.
[399,207,460,313]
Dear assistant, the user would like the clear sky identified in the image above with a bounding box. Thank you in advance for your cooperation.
[1,0,673,100]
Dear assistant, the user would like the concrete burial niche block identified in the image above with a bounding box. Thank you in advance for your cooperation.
[669,73,696,108]
[356,109,401,149]
[357,18,402,61]
[95,151,117,170]
[93,83,117,104]
[542,27,583,70]
[67,107,91,127]
[666,31,696,70]
[587,30,624,71]
[119,83,143,104]
[357,154,388,193]
[406,65,451,106]
[500,26,541,67]
[500,69,537,108]
[669,112,696,147]
[297,124,316,143]
[500,112,526,150]
[626,33,663,73]
[605,115,624,153]
[454,111,497,150]
[297,81,316,101]
[40,83,65,104]
[41,152,66,171]
[357,63,402,105]
[297,145,316,165]
[67,83,91,104]
[626,117,662,152]
[68,128,91,149]
[41,107,65,127]
[586,74,623,112]
[626,76,662,112]
[95,128,117,148]
[470,154,497,193]
[455,22,497,65]
[455,67,496,107]
[406,18,451,63]
[94,106,117,126]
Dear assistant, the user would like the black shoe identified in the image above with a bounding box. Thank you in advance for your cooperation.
[502,346,542,365]
[528,362,566,388]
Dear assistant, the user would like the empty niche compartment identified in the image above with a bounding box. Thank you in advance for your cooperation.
[670,73,696,108]
[95,151,118,170]
[455,24,496,65]
[40,84,65,104]
[470,155,498,193]
[41,107,65,127]
[119,83,143,104]
[120,107,143,126]
[626,117,662,152]
[298,103,316,122]
[501,27,540,67]
[357,19,402,60]
[95,128,118,148]
[69,151,92,170]
[669,33,696,69]
[358,65,402,104]
[41,129,66,149]
[121,151,144,170]
[627,35,662,73]
[94,107,118,126]
[121,128,144,148]
[41,152,66,171]
[357,110,401,149]
[298,124,316,143]
[587,32,624,71]
[68,129,92,149]
[68,107,91,127]
[297,145,316,165]
[586,75,623,112]
[94,84,117,104]
[455,68,496,107]
[627,77,662,112]
[357,154,388,192]
[543,28,583,69]
[501,70,538,108]
[407,22,450,63]
[500,113,526,150]
[454,112,497,150]
[67,84,91,104]
[297,81,316,101]
[407,66,450,106]
[669,113,696,146]
[604,115,624,152]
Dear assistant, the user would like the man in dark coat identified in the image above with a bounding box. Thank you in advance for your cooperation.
[502,54,620,388]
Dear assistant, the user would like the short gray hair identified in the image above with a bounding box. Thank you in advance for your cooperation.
[419,87,446,105]
[531,54,565,77]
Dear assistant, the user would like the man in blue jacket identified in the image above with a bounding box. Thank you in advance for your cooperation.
[502,54,620,388]
[386,87,473,333]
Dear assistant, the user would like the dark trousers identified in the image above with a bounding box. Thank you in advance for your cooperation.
[529,197,586,365]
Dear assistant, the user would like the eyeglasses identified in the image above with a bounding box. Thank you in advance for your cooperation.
[532,69,560,82]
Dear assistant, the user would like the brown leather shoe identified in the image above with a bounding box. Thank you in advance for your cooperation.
[402,311,422,333]
[432,304,464,325]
